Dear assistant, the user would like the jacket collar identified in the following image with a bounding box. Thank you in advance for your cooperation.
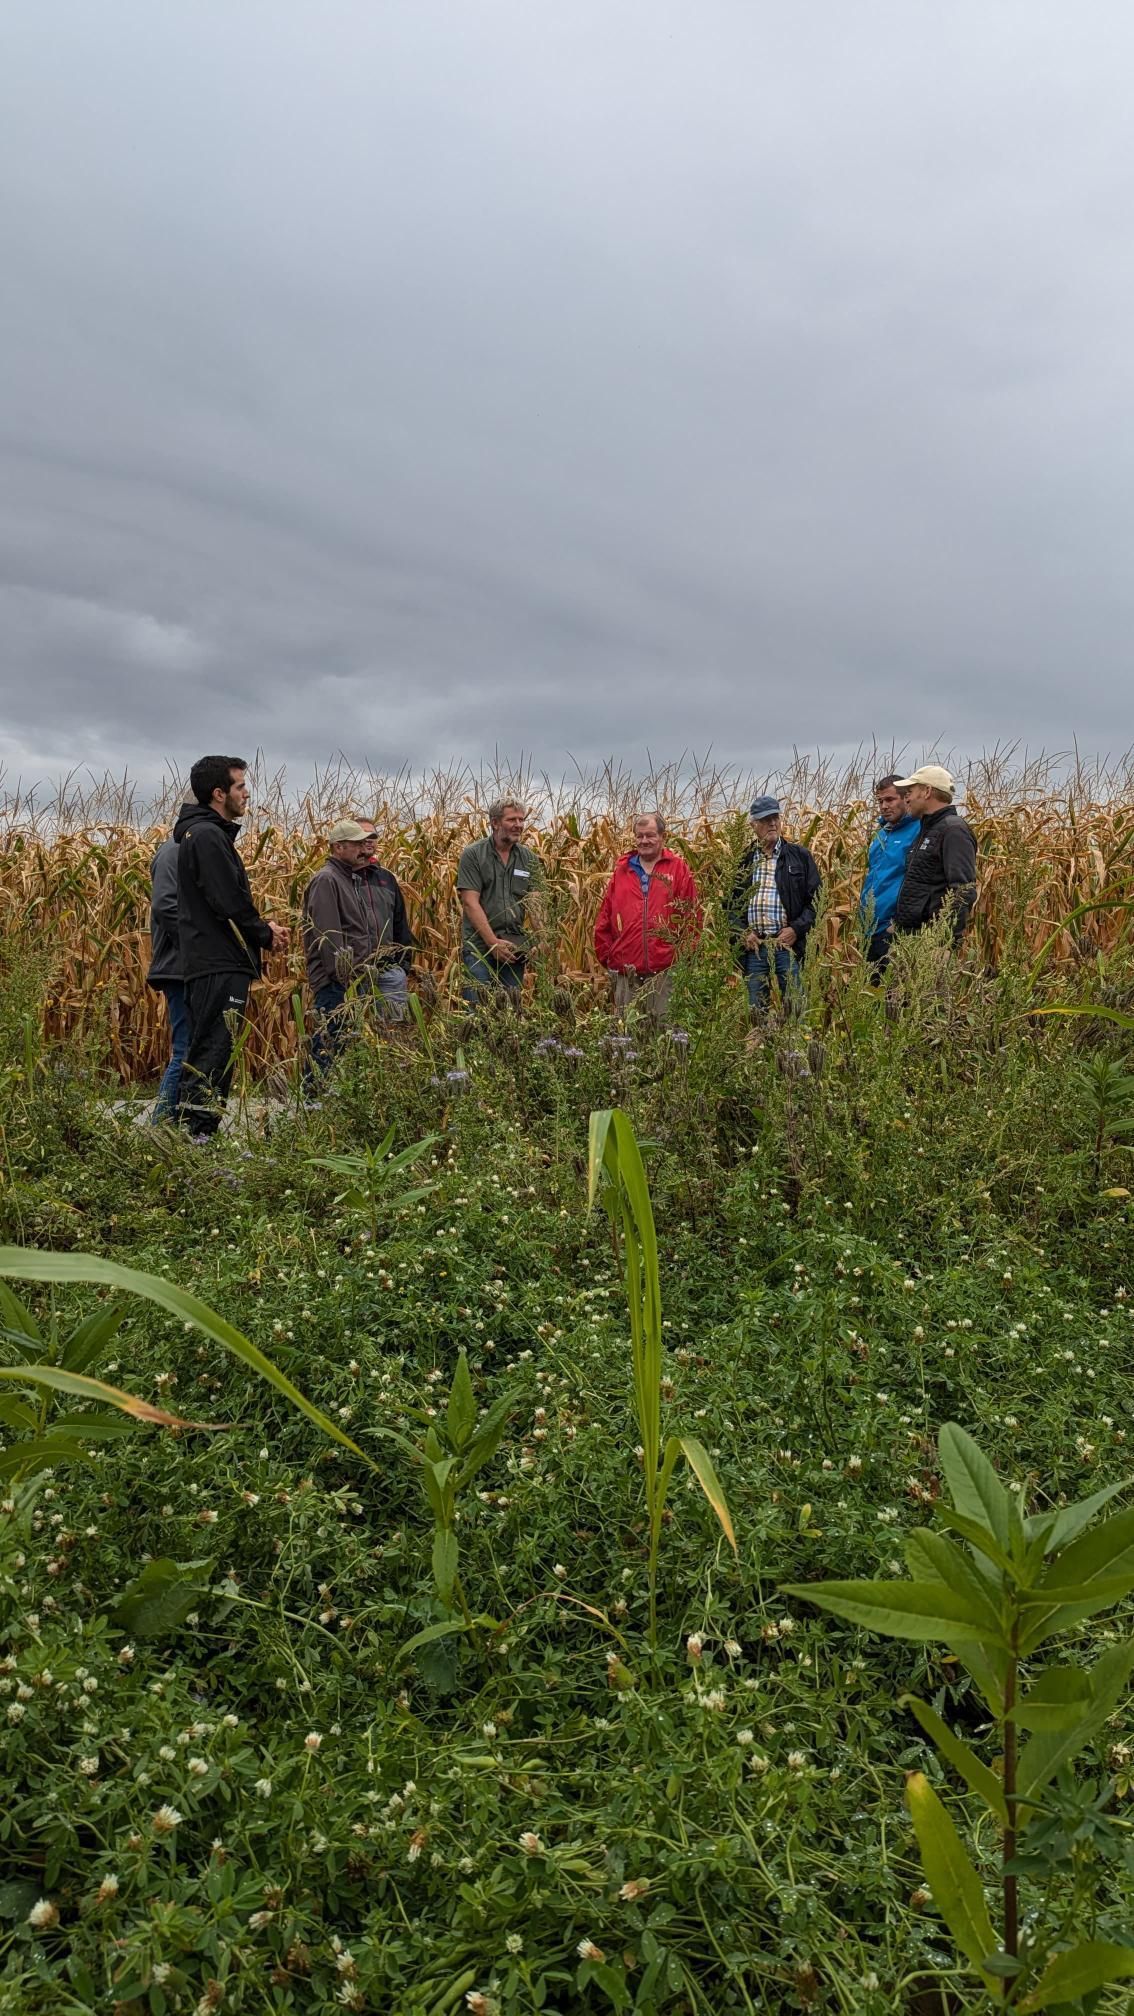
[920,805,956,830]
[620,847,676,870]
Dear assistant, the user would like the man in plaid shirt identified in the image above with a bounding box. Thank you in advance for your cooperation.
[729,795,822,1011]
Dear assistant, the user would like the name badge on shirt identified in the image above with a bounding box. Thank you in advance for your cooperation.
[513,868,530,878]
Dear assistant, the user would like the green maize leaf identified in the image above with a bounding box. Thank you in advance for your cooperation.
[1017,1940,1134,2012]
[780,1579,1008,1646]
[48,1411,143,1442]
[432,1528,458,1604]
[0,1248,370,1465]
[904,1529,1005,1632]
[938,1424,1012,1554]
[1018,1640,1134,1808]
[446,1351,476,1451]
[0,1363,213,1430]
[676,1436,737,1554]
[901,1696,1008,1824]
[0,1395,38,1432]
[905,1772,997,1983]
[61,1302,126,1374]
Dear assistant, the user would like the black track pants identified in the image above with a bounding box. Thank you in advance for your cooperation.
[176,972,252,1135]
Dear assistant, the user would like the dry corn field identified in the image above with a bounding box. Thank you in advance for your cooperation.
[2,752,1132,1083]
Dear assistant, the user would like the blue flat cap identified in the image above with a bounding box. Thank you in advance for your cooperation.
[749,795,781,820]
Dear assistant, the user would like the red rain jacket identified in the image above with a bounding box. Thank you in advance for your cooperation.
[594,850,702,975]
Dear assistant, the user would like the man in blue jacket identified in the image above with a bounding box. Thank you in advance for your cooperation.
[859,773,919,969]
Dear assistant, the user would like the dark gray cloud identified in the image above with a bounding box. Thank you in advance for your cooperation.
[3,0,1134,791]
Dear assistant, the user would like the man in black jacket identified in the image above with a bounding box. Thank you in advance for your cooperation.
[174,756,289,1137]
[147,831,188,1122]
[728,795,822,1011]
[891,765,978,946]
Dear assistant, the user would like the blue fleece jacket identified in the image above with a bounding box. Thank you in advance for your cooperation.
[860,817,919,934]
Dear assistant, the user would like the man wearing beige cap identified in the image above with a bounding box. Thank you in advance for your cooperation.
[302,819,415,1079]
[892,766,978,946]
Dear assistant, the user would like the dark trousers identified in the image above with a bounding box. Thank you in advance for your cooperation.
[866,930,892,976]
[176,972,252,1135]
[152,981,190,1122]
[461,944,526,1007]
[743,944,800,1012]
[307,982,348,1083]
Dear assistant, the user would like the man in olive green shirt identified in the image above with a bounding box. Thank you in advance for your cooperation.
[457,799,542,1003]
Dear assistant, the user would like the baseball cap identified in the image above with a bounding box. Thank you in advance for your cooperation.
[326,819,370,844]
[894,765,954,793]
[749,794,782,820]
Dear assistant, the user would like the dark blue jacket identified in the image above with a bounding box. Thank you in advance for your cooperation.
[728,841,822,957]
[860,817,919,935]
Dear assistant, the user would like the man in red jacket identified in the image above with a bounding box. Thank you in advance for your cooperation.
[594,814,701,1024]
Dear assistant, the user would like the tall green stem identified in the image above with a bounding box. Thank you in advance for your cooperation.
[1002,1637,1019,1978]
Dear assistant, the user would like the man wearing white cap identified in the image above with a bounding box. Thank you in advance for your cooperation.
[891,766,978,945]
[302,820,414,1078]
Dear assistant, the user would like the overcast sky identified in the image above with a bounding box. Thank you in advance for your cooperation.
[2,1,1133,792]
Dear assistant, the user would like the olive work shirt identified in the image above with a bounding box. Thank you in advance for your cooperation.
[456,835,543,958]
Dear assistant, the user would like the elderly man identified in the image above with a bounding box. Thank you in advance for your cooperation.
[594,813,701,1023]
[892,765,978,946]
[302,819,415,1076]
[456,799,542,1004]
[729,795,821,1011]
[860,773,919,968]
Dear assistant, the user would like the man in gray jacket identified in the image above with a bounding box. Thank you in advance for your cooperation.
[147,832,188,1121]
[302,819,415,1077]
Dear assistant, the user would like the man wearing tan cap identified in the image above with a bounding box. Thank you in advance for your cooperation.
[302,820,415,1079]
[891,766,978,946]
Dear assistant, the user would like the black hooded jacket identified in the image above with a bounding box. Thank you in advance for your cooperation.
[892,805,977,943]
[173,802,274,980]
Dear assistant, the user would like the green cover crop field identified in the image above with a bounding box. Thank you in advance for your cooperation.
[1,842,1133,2014]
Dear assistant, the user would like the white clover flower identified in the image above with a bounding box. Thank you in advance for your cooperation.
[304,1731,322,1752]
[518,1830,542,1855]
[619,1877,650,1901]
[188,1757,208,1778]
[28,1898,58,1929]
[577,1938,606,1962]
[255,1777,273,1798]
[248,1909,275,1930]
[96,1873,119,1901]
[159,1746,176,1762]
[685,1633,704,1662]
[78,1755,99,1776]
[117,1645,135,1666]
[553,1564,567,1580]
[736,1729,755,1746]
[152,1804,183,1833]
[787,1750,807,1771]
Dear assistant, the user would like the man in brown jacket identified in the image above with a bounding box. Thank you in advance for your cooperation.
[302,820,415,1078]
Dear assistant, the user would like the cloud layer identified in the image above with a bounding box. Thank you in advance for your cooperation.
[3,1,1134,788]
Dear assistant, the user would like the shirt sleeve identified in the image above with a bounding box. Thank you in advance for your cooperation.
[456,844,485,894]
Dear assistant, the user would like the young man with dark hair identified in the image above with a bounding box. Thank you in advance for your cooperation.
[173,757,289,1137]
[859,773,919,968]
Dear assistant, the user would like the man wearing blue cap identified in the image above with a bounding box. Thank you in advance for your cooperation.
[728,796,822,1011]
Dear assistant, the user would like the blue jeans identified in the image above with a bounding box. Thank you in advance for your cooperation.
[152,981,190,1121]
[461,944,526,1007]
[307,969,410,1081]
[743,944,800,1012]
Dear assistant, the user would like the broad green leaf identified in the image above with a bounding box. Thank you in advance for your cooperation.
[458,1393,516,1483]
[934,1503,1015,1576]
[0,1326,44,1367]
[901,1696,1008,1824]
[61,1302,126,1374]
[905,1772,997,1983]
[0,1249,369,1465]
[432,1527,458,1604]
[398,1615,493,1664]
[1037,1477,1132,1556]
[1018,1641,1134,1808]
[0,1395,38,1432]
[0,1281,39,1345]
[942,1635,1010,1717]
[48,1410,142,1442]
[1036,1503,1134,1600]
[446,1350,476,1451]
[781,1579,1009,1646]
[112,1557,211,1638]
[676,1436,737,1554]
[420,1456,455,1525]
[362,1423,424,1465]
[904,1529,1005,1633]
[0,1437,98,1478]
[1006,1665,1090,1733]
[938,1424,1012,1554]
[1017,1941,1134,2012]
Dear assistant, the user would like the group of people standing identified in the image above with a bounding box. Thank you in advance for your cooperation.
[147,754,978,1136]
